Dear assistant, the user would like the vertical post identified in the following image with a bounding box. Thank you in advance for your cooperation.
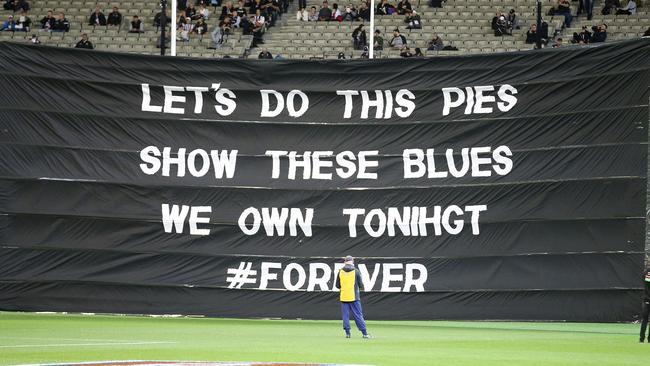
[171,0,177,56]
[160,0,167,56]
[535,0,542,49]
[369,0,375,58]
[646,95,650,268]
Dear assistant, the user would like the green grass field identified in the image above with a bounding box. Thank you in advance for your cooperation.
[0,312,648,366]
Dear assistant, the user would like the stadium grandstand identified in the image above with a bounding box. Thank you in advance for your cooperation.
[0,0,648,58]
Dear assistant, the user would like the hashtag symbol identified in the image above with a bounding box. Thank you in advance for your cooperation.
[226,262,258,289]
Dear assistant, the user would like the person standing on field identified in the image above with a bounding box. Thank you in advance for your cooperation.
[336,255,370,339]
[639,267,650,342]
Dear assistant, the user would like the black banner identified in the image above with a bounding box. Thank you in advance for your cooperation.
[0,40,649,321]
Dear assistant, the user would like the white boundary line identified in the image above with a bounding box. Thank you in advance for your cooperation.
[0,337,155,342]
[14,361,373,366]
[0,342,175,349]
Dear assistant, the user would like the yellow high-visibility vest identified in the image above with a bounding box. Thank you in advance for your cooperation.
[339,269,357,302]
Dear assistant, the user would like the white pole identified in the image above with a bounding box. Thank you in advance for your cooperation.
[171,0,177,56]
[369,0,374,59]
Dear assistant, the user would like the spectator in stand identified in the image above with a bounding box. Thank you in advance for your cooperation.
[153,11,169,30]
[298,0,306,11]
[352,23,366,49]
[193,17,208,34]
[405,9,421,29]
[318,2,332,20]
[601,0,620,14]
[75,33,94,49]
[178,12,190,27]
[616,0,636,14]
[129,15,143,33]
[258,49,272,58]
[221,1,235,20]
[591,23,607,42]
[491,11,511,36]
[414,47,424,57]
[89,6,107,26]
[186,3,198,20]
[400,46,413,57]
[239,14,252,33]
[554,0,572,28]
[262,0,280,27]
[389,28,406,49]
[29,33,40,43]
[251,11,265,46]
[331,3,343,21]
[180,17,194,41]
[429,0,443,7]
[572,25,591,43]
[360,45,369,58]
[1,15,16,31]
[229,10,240,27]
[358,2,370,20]
[377,0,396,15]
[524,19,548,45]
[427,33,443,50]
[4,0,29,12]
[199,4,211,19]
[41,10,55,30]
[507,9,519,30]
[396,0,411,15]
[309,6,319,20]
[52,12,69,32]
[107,6,122,27]
[373,29,383,50]
[342,4,355,21]
[14,11,31,31]
[525,23,537,43]
[236,0,247,17]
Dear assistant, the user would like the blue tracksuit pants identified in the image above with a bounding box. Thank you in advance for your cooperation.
[341,300,367,335]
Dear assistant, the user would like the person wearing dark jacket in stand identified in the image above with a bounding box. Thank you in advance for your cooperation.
[107,6,122,26]
[52,12,70,32]
[352,23,366,50]
[75,33,94,49]
[590,23,607,42]
[89,6,107,26]
[258,49,272,58]
[335,256,370,339]
[396,0,411,15]
[525,24,537,43]
[640,268,650,342]
[40,10,55,30]
[572,25,591,43]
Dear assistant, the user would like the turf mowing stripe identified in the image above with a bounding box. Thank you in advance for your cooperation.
[0,342,176,348]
